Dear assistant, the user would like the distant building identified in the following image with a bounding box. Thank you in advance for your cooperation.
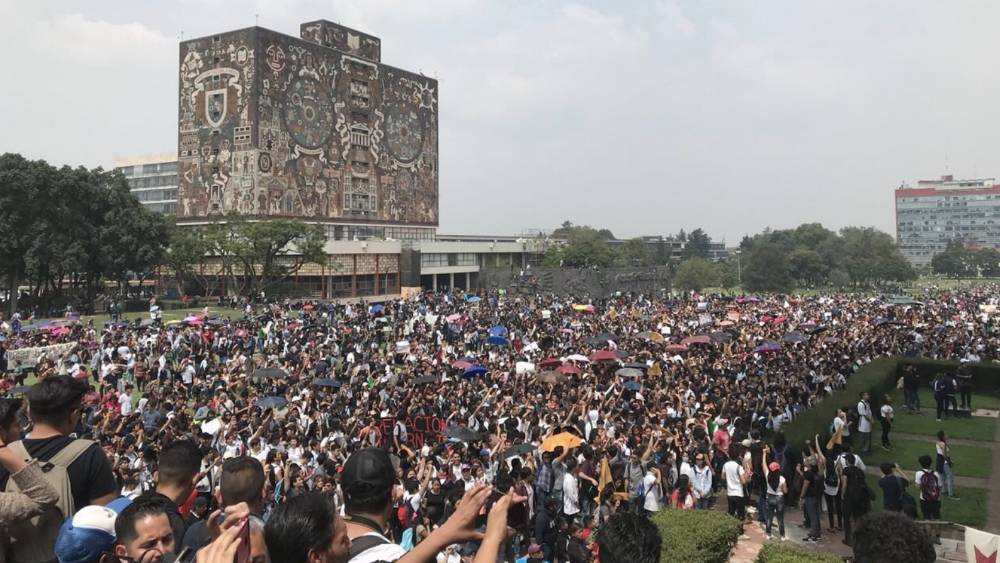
[895,175,1000,268]
[113,153,178,214]
[176,19,438,241]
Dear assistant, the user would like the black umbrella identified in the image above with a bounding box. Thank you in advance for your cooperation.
[809,326,829,336]
[723,327,741,338]
[636,331,653,340]
[312,379,343,388]
[584,337,606,346]
[709,333,732,343]
[441,426,481,442]
[597,332,618,342]
[255,396,288,409]
[622,362,648,370]
[783,332,808,344]
[253,367,290,379]
[412,375,437,386]
[614,349,630,359]
[504,444,536,459]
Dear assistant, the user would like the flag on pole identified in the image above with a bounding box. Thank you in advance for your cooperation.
[965,526,1000,563]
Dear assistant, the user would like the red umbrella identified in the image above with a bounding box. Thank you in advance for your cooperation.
[588,350,617,362]
[665,344,688,353]
[773,317,787,324]
[681,335,711,345]
[556,364,581,375]
[538,358,563,368]
[452,360,474,370]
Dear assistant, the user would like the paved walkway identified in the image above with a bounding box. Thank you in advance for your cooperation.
[893,431,997,447]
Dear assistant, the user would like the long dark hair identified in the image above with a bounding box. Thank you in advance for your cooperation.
[767,469,781,492]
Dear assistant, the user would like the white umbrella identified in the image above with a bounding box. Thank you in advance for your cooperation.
[566,354,591,363]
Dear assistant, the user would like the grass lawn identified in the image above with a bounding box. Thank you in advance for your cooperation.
[869,483,989,528]
[861,438,993,480]
[886,391,999,442]
[909,388,1000,412]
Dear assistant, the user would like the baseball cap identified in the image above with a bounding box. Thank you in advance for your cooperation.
[55,497,132,563]
[769,462,780,472]
[341,448,396,500]
[528,544,542,555]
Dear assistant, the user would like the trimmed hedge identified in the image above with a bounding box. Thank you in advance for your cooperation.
[784,356,901,451]
[784,356,1000,452]
[753,544,844,563]
[897,357,1000,393]
[651,509,741,563]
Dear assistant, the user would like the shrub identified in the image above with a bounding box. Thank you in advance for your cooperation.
[651,509,741,563]
[897,358,1000,393]
[754,544,844,563]
[783,356,900,452]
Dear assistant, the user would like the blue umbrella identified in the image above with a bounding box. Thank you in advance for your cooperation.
[102,321,116,326]
[255,397,288,409]
[370,304,384,313]
[459,356,477,363]
[463,366,488,379]
[466,296,481,303]
[489,326,508,335]
[486,335,509,346]
[312,378,343,388]
[624,381,642,391]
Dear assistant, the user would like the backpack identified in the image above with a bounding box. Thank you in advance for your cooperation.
[920,471,940,502]
[5,439,94,563]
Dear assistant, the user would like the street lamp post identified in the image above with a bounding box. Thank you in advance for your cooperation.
[736,250,742,283]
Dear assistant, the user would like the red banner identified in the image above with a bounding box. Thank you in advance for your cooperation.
[371,416,447,449]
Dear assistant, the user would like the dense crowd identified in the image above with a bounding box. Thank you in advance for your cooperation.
[1,285,993,563]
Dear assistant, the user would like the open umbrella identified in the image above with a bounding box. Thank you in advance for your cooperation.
[442,426,481,442]
[681,335,712,346]
[623,381,642,391]
[183,316,198,323]
[623,362,648,370]
[613,349,630,359]
[504,444,536,459]
[636,331,653,340]
[665,344,688,353]
[755,343,782,353]
[597,332,618,342]
[556,364,581,375]
[649,332,665,344]
[809,326,829,335]
[588,350,617,362]
[486,335,510,346]
[566,354,590,363]
[253,367,290,379]
[783,331,808,343]
[489,326,508,335]
[583,336,607,346]
[255,397,288,409]
[538,358,563,368]
[540,432,583,452]
[465,296,481,303]
[615,368,642,378]
[463,366,488,379]
[51,327,69,336]
[411,375,437,386]
[302,304,315,310]
[452,360,474,370]
[458,356,476,363]
[717,320,734,327]
[312,379,343,388]
[370,304,383,313]
[709,333,732,344]
[447,314,462,322]
[537,371,568,384]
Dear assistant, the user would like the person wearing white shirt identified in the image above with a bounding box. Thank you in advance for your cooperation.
[641,463,662,514]
[857,392,873,454]
[723,452,750,538]
[562,460,581,518]
[118,386,133,417]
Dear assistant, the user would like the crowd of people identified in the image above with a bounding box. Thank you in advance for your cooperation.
[0,284,993,563]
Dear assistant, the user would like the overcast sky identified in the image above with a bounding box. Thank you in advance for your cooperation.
[2,1,999,244]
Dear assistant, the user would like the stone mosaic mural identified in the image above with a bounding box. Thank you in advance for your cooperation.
[177,22,438,226]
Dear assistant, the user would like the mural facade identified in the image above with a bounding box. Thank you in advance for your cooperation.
[177,23,438,226]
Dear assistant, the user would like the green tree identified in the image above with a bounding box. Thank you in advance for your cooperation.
[560,226,615,268]
[716,259,740,289]
[788,247,827,286]
[213,212,327,295]
[98,169,170,291]
[596,228,616,240]
[164,223,218,295]
[742,243,793,293]
[794,222,837,250]
[682,228,712,260]
[673,257,718,293]
[616,238,651,267]
[932,247,973,278]
[974,249,1000,278]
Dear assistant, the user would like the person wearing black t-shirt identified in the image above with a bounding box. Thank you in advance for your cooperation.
[0,376,118,509]
[423,477,446,524]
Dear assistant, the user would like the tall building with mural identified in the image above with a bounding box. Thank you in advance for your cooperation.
[177,20,439,240]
